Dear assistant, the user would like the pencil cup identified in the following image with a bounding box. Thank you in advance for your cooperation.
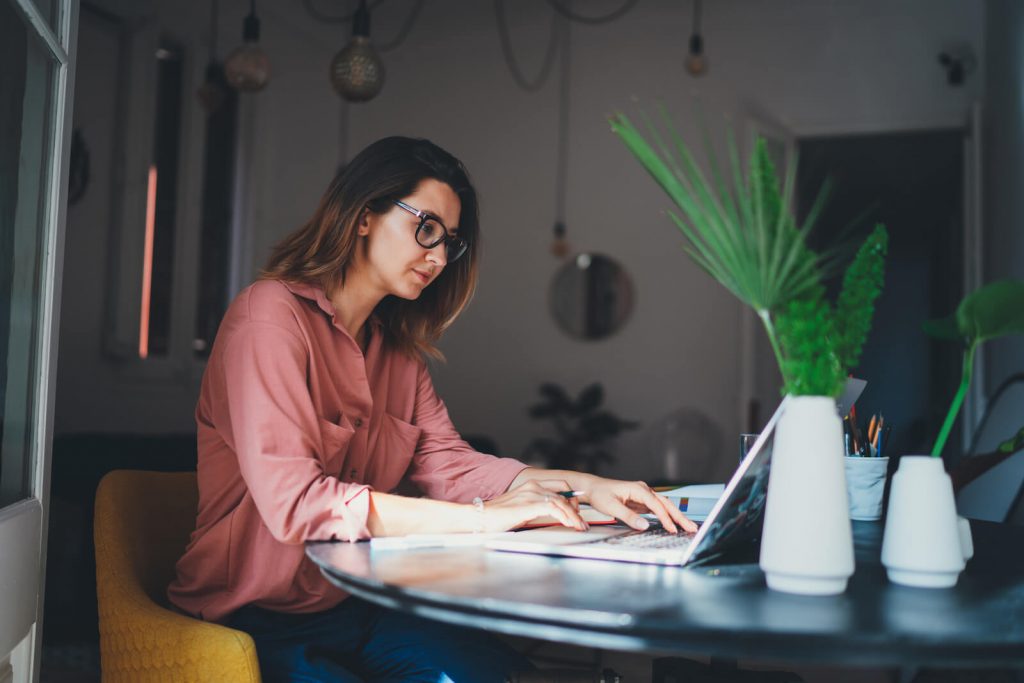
[844,456,889,521]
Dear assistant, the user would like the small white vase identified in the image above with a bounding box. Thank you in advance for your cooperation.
[881,455,971,588]
[759,396,854,595]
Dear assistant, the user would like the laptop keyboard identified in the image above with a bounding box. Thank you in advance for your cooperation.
[595,527,696,550]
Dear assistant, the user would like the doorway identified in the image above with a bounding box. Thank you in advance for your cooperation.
[797,129,965,460]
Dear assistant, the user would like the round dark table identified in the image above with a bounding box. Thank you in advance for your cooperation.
[306,520,1024,667]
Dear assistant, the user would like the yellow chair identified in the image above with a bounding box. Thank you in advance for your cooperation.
[94,469,261,682]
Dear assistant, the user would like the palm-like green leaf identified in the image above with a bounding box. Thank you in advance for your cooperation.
[610,114,826,318]
[610,112,836,379]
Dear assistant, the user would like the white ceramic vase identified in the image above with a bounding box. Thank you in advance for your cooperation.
[881,455,973,588]
[759,396,854,595]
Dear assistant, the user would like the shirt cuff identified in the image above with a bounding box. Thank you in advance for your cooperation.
[479,458,532,500]
[323,484,373,543]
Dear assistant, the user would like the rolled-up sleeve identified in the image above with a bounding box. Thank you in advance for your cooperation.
[214,321,372,543]
[407,361,529,502]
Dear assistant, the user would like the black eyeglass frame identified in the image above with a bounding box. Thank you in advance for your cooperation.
[393,200,469,263]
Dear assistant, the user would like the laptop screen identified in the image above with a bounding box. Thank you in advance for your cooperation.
[682,397,786,565]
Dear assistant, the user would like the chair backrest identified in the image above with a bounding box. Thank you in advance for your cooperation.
[957,377,1024,523]
[94,470,198,606]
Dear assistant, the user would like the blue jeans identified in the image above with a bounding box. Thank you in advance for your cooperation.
[225,598,534,682]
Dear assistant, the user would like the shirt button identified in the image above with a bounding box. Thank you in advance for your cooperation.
[354,418,364,428]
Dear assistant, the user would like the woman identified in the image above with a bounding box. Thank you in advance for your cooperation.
[168,136,694,682]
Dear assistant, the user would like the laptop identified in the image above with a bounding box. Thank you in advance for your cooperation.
[486,398,788,566]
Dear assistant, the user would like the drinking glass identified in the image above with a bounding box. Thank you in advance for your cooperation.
[739,433,760,464]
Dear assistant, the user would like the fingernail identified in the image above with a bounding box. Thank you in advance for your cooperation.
[637,518,649,530]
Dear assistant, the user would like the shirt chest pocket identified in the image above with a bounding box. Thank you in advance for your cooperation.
[366,413,422,490]
[317,416,356,476]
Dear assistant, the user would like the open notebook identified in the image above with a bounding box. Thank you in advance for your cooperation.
[485,398,788,566]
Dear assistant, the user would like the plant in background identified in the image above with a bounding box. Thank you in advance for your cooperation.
[523,382,639,474]
[610,110,888,397]
[923,280,1024,457]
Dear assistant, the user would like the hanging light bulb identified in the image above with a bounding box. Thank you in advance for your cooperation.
[330,0,385,102]
[685,0,708,77]
[224,0,270,92]
[685,34,707,76]
[197,62,228,113]
[197,0,228,113]
[550,221,570,259]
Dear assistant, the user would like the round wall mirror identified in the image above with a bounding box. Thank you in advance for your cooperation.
[549,253,635,340]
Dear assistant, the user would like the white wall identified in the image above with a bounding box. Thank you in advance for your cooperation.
[57,0,987,483]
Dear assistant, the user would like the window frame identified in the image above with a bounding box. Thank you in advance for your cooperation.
[100,16,214,386]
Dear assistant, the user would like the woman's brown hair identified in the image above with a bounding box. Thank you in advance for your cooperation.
[262,136,480,359]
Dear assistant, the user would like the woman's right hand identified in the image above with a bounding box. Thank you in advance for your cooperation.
[477,479,589,532]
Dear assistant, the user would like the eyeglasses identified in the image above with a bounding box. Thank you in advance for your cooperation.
[393,200,469,263]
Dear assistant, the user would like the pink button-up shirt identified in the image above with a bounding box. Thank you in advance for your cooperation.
[167,280,528,622]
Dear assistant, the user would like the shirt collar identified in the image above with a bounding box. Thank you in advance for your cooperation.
[281,280,336,319]
[280,279,383,331]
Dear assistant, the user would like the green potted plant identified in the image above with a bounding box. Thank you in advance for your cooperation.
[924,280,1024,459]
[523,382,639,474]
[610,113,888,389]
[609,111,889,594]
[881,280,1024,588]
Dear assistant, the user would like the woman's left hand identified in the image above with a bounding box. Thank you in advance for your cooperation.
[584,478,697,534]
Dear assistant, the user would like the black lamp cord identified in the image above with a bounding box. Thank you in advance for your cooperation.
[497,0,638,93]
[554,14,570,231]
[208,0,218,62]
[302,0,422,52]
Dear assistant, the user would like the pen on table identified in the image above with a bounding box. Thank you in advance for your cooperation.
[558,490,586,499]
